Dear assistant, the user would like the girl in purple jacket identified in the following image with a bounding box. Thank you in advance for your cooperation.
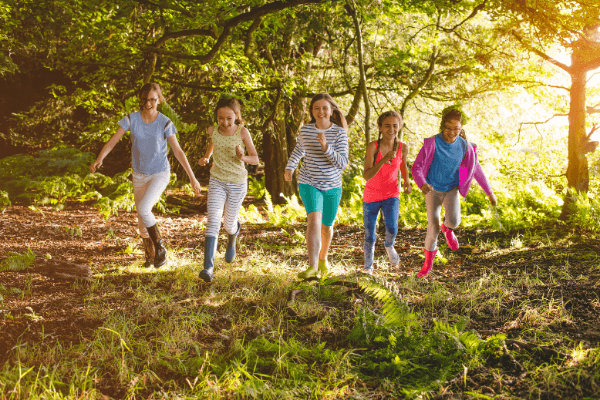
[411,109,496,278]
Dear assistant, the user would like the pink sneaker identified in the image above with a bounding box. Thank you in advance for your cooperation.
[417,248,437,278]
[441,224,459,251]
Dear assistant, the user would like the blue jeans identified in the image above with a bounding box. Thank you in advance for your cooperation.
[363,197,400,269]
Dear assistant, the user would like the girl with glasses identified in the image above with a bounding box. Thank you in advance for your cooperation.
[90,82,201,268]
[411,108,496,278]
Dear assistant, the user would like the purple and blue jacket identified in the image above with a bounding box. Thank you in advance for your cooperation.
[411,135,493,198]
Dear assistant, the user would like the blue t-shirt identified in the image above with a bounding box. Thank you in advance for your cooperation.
[426,134,466,192]
[118,111,177,175]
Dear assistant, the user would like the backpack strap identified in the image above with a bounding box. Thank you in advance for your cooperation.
[461,138,470,161]
[164,118,173,139]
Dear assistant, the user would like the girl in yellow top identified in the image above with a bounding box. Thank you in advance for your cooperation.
[198,97,259,282]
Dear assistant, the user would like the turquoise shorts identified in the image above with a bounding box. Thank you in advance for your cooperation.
[298,184,343,227]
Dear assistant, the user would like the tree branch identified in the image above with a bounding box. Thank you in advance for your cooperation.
[151,26,231,62]
[136,0,193,17]
[155,76,279,94]
[511,30,571,73]
[399,47,440,118]
[244,18,263,71]
[345,86,363,125]
[584,55,600,71]
[153,28,217,47]
[149,0,325,64]
[347,0,370,143]
[438,0,488,33]
[514,114,568,145]
[301,89,354,98]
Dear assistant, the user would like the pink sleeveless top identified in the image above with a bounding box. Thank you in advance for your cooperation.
[363,143,403,203]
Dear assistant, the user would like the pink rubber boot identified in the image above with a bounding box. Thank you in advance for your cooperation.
[441,224,459,251]
[417,248,437,278]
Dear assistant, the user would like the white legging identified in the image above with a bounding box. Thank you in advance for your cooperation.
[206,177,247,237]
[425,187,461,251]
[132,170,171,238]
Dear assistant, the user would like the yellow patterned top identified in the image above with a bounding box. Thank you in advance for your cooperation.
[210,124,247,183]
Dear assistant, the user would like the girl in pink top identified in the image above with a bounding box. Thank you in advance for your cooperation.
[362,111,411,274]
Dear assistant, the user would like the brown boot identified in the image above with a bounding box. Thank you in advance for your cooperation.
[142,237,154,268]
[147,224,167,267]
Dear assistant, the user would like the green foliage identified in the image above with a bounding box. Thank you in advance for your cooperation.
[357,277,418,329]
[0,248,35,272]
[567,190,600,233]
[0,148,176,219]
[337,175,365,225]
[351,276,510,396]
[0,190,11,210]
[248,175,266,199]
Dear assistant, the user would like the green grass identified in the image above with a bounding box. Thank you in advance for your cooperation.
[1,227,599,399]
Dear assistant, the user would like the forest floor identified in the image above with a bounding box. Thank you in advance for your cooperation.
[0,189,599,399]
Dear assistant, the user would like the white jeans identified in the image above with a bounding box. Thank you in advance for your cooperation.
[425,187,461,251]
[132,170,170,238]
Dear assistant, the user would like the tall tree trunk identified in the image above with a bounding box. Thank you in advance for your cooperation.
[347,0,370,144]
[559,53,597,219]
[263,96,296,204]
[565,67,589,193]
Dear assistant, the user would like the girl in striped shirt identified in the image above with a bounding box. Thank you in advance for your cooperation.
[198,97,259,283]
[285,93,349,279]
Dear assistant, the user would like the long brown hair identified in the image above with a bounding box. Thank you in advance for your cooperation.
[309,93,348,130]
[138,83,165,111]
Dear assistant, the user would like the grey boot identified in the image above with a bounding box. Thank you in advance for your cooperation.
[142,237,154,268]
[147,223,167,267]
[199,236,218,282]
[225,222,241,263]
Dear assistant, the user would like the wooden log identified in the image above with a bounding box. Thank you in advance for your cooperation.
[0,256,93,282]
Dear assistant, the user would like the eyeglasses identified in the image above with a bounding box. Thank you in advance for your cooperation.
[443,127,461,134]
[142,98,159,104]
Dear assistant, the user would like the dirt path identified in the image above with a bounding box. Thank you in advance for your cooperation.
[1,202,599,366]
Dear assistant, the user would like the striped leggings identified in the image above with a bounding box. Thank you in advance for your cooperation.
[206,177,247,237]
[132,169,171,238]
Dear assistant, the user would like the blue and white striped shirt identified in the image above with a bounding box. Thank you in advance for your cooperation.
[286,123,349,191]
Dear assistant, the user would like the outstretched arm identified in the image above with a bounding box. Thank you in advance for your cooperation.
[198,126,215,166]
[167,135,202,196]
[90,127,127,172]
[285,131,306,180]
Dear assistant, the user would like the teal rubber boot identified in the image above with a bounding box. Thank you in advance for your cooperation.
[225,222,241,263]
[199,236,218,282]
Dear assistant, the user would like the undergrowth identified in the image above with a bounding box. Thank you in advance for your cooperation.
[1,227,598,399]
[0,148,180,219]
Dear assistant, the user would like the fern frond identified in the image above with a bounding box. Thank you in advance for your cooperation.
[159,101,196,134]
[0,248,35,272]
[358,277,417,328]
